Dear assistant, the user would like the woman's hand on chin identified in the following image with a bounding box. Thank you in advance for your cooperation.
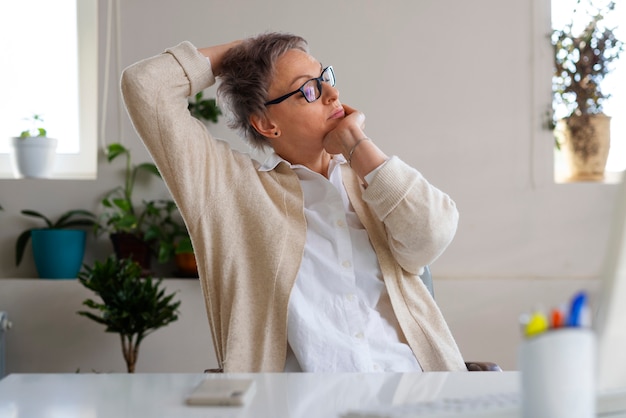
[323,104,367,156]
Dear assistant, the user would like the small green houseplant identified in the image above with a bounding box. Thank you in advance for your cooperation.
[552,0,623,180]
[10,114,58,178]
[18,114,48,138]
[99,143,198,275]
[142,199,198,276]
[77,255,181,373]
[188,91,222,123]
[98,143,163,270]
[15,209,97,278]
[99,143,162,233]
[173,235,197,277]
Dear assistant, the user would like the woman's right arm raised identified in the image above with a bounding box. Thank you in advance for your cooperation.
[120,41,241,219]
[198,40,241,77]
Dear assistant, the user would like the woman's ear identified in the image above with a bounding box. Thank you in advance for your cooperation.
[249,113,277,139]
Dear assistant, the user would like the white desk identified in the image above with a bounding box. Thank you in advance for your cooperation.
[0,372,522,418]
[3,372,626,418]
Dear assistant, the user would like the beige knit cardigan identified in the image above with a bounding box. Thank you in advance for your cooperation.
[121,41,467,372]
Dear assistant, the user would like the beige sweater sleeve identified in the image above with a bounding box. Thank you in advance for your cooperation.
[120,41,235,226]
[362,156,459,275]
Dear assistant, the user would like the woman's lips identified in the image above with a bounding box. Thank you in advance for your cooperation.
[329,107,345,119]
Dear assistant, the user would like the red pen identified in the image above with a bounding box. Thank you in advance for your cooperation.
[550,307,565,329]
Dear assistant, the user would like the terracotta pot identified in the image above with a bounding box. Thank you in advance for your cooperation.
[556,114,611,181]
[175,252,198,277]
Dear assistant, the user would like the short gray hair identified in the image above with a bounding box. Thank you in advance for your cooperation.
[217,32,309,150]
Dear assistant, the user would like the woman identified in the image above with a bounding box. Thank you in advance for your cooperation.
[121,32,466,372]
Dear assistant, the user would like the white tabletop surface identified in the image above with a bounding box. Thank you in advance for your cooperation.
[0,371,522,418]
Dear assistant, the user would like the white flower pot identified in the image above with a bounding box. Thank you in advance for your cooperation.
[10,137,58,178]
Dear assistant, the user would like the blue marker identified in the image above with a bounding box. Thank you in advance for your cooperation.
[568,291,589,327]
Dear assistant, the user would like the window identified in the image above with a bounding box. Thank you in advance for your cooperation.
[552,0,626,173]
[0,0,97,179]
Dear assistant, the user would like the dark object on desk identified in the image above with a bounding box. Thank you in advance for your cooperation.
[465,361,502,372]
[205,266,502,373]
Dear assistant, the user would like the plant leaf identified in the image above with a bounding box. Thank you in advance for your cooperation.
[136,163,161,178]
[15,230,32,266]
[106,143,128,163]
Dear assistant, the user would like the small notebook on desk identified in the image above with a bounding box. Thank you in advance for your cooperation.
[343,173,626,418]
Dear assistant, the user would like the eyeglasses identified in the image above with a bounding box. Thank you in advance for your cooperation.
[264,66,335,106]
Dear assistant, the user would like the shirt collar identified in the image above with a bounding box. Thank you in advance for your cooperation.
[257,152,347,172]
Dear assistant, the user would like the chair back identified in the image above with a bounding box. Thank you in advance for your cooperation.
[419,265,434,297]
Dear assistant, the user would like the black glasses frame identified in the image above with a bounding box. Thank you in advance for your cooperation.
[264,66,335,106]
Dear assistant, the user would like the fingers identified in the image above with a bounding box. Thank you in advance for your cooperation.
[198,40,242,77]
[341,104,366,130]
[342,103,357,115]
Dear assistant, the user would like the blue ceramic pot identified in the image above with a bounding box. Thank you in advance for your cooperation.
[31,229,86,279]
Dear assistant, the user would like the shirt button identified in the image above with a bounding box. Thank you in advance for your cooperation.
[373,364,380,371]
[342,260,352,269]
[336,219,346,228]
[346,294,356,302]
[355,332,364,339]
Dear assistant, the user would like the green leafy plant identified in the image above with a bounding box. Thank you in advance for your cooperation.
[77,255,181,373]
[18,114,48,138]
[15,209,97,266]
[142,199,190,263]
[98,143,162,236]
[175,235,194,254]
[552,0,623,120]
[99,143,196,271]
[188,91,222,123]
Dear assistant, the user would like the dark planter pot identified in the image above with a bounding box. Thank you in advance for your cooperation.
[31,229,86,279]
[110,232,152,273]
[175,252,198,277]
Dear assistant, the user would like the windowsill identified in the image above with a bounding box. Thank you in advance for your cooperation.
[0,174,96,181]
[555,170,625,185]
[553,150,624,184]
[0,153,97,180]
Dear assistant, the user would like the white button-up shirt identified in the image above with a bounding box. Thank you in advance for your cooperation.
[261,153,422,373]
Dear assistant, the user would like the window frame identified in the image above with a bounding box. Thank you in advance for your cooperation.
[0,0,98,180]
[546,0,626,182]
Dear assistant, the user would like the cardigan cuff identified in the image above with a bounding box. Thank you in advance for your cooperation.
[165,41,216,96]
[362,156,421,219]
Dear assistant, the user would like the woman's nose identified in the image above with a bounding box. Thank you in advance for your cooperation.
[322,83,339,104]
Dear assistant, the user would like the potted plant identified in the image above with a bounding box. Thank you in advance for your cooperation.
[142,199,198,277]
[98,143,162,272]
[10,114,58,178]
[15,209,97,279]
[552,0,624,181]
[77,255,180,373]
[99,143,200,276]
[173,235,198,277]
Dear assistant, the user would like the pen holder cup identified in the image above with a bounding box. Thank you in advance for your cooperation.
[519,328,596,418]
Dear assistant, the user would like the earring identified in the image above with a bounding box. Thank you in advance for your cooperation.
[274,131,279,136]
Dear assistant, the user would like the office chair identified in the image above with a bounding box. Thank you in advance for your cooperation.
[420,266,502,372]
[205,266,501,373]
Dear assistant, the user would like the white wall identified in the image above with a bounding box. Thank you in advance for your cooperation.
[0,279,216,374]
[0,0,621,373]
